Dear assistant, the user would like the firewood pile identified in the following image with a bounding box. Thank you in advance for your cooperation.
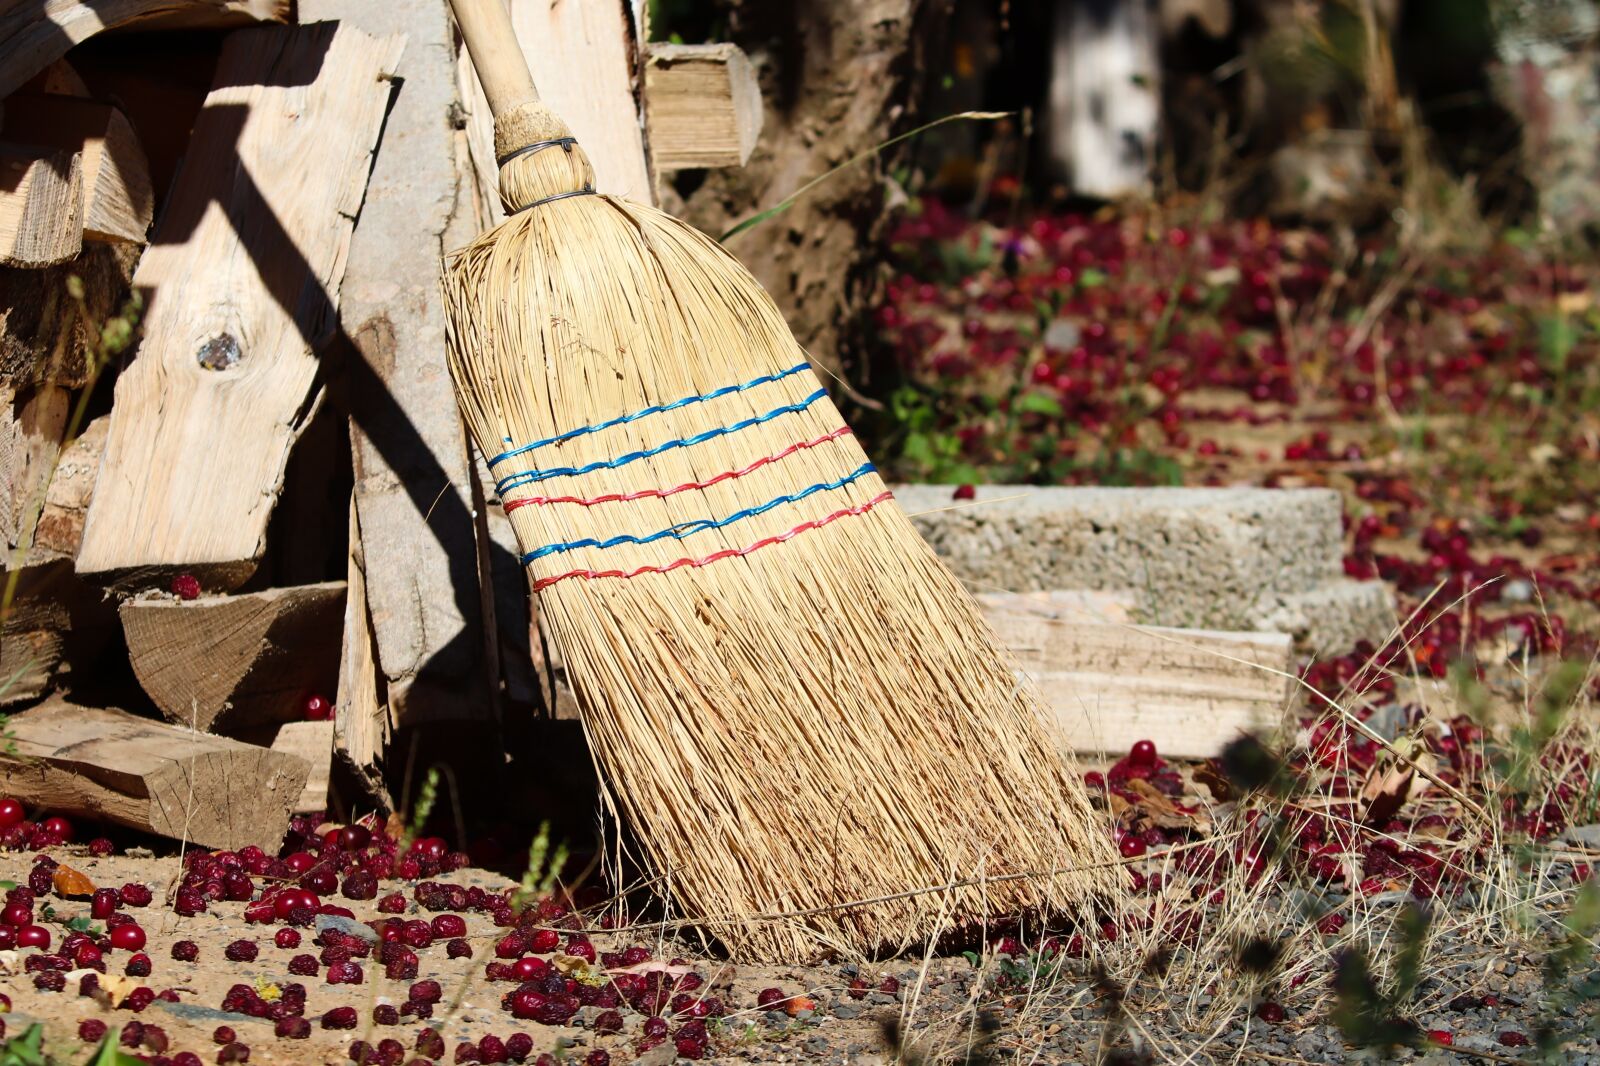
[0,0,761,851]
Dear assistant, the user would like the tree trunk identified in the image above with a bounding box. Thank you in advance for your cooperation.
[671,0,951,387]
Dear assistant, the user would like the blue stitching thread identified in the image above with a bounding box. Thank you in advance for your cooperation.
[520,463,876,564]
[488,362,813,468]
[494,388,828,495]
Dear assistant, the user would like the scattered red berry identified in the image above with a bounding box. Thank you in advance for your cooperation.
[171,574,202,600]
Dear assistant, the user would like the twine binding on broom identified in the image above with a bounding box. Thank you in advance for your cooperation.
[442,113,1126,960]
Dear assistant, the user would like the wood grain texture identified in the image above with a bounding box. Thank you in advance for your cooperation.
[645,43,762,170]
[299,0,490,730]
[0,0,288,99]
[459,0,651,215]
[1,94,153,244]
[334,494,388,805]
[76,24,404,587]
[0,240,138,388]
[0,559,115,704]
[270,719,333,814]
[979,591,1294,759]
[0,697,308,849]
[121,580,345,734]
[0,146,81,266]
[0,382,68,552]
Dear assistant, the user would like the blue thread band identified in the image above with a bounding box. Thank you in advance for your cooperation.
[487,362,813,467]
[520,463,876,564]
[494,388,828,495]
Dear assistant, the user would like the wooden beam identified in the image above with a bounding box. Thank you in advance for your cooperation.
[645,43,762,170]
[2,94,153,244]
[76,24,404,589]
[0,0,289,100]
[0,241,139,388]
[979,592,1294,759]
[299,0,492,735]
[270,719,333,814]
[120,581,345,735]
[0,697,309,849]
[458,0,652,213]
[0,147,81,267]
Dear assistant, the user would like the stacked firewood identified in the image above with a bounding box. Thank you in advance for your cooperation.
[0,0,761,850]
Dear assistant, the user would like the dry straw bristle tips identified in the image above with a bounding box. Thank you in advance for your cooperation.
[439,94,1123,958]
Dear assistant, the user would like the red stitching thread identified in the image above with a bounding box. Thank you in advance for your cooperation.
[530,491,894,591]
[503,427,855,512]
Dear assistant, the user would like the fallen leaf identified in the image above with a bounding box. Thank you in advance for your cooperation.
[1192,762,1233,803]
[552,953,606,986]
[1126,778,1212,833]
[51,864,95,898]
[604,960,697,977]
[1358,736,1434,826]
[95,972,139,1008]
[785,995,818,1017]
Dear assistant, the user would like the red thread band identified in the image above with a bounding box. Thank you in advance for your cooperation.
[530,491,894,591]
[503,427,855,512]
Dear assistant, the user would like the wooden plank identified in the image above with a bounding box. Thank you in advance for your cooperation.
[120,581,345,735]
[29,412,105,564]
[2,94,153,244]
[979,592,1294,759]
[0,146,81,267]
[299,0,491,732]
[0,0,288,100]
[334,495,390,806]
[75,24,405,589]
[0,697,308,849]
[645,43,762,170]
[0,382,68,552]
[270,719,333,814]
[458,0,652,213]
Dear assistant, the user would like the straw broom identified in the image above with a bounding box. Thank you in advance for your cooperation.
[440,0,1124,960]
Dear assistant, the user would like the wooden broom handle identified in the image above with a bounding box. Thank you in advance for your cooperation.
[449,0,540,116]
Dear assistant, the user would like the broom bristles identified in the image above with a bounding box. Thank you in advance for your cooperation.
[441,122,1124,959]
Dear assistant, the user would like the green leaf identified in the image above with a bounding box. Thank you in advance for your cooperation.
[1538,315,1578,373]
[1077,268,1108,289]
[89,1034,146,1066]
[0,1023,47,1066]
[1014,392,1063,417]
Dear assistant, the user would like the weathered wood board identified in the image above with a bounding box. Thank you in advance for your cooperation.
[76,24,404,589]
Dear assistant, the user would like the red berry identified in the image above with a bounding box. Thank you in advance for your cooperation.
[119,883,153,908]
[213,1026,237,1045]
[171,574,202,600]
[171,940,199,962]
[372,1004,400,1026]
[287,954,318,976]
[1118,835,1147,859]
[327,961,363,985]
[0,798,23,828]
[78,1019,108,1043]
[274,1017,311,1040]
[1128,739,1158,767]
[217,1041,250,1062]
[321,1007,358,1030]
[756,988,786,1008]
[223,940,257,962]
[1498,1032,1529,1048]
[125,952,151,977]
[432,913,468,938]
[1256,1002,1284,1023]
[410,979,443,1004]
[1427,1030,1453,1046]
[108,924,146,952]
[304,694,332,721]
[17,924,50,949]
[40,816,72,841]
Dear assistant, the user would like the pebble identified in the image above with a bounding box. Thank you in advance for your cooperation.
[833,1004,861,1020]
[805,1035,830,1054]
[316,913,379,944]
[865,992,895,1006]
[765,1010,790,1025]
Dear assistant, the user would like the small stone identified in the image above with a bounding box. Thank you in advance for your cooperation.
[865,992,895,1006]
[315,914,379,944]
[764,1011,788,1025]
[804,1035,829,1054]
[832,1004,861,1020]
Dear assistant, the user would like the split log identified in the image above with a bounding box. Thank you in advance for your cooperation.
[1,94,153,244]
[0,697,308,850]
[76,24,405,590]
[0,382,68,553]
[979,592,1294,759]
[0,147,81,267]
[120,581,345,734]
[645,43,762,170]
[0,561,115,704]
[0,0,289,100]
[0,240,139,388]
[270,720,333,814]
[29,412,105,564]
[299,0,491,737]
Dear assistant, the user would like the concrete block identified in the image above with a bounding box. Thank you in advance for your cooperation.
[895,485,1393,654]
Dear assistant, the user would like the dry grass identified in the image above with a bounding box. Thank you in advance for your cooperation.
[439,101,1122,961]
